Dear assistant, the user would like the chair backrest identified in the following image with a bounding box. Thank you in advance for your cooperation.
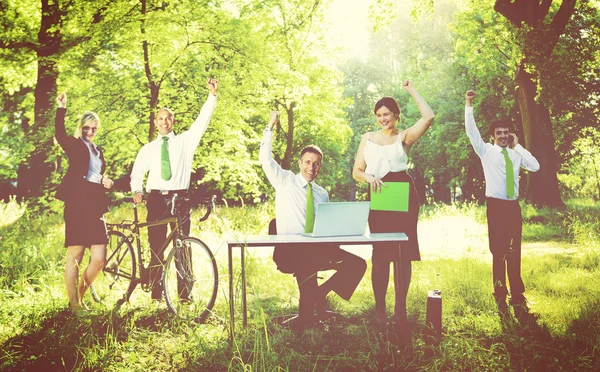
[268,218,277,235]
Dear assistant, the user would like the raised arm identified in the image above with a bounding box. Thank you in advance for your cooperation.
[464,90,487,157]
[259,111,290,189]
[54,92,69,148]
[402,80,435,147]
[185,78,218,145]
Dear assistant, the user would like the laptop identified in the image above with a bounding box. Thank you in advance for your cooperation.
[301,201,370,238]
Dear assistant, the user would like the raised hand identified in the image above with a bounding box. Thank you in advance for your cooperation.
[57,92,67,108]
[402,80,414,91]
[508,133,519,148]
[268,111,280,129]
[465,90,476,106]
[207,78,219,96]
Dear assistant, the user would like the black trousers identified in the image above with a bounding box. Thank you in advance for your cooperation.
[147,190,190,298]
[273,244,366,318]
[486,197,525,302]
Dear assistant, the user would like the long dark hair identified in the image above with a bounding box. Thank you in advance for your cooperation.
[373,97,401,118]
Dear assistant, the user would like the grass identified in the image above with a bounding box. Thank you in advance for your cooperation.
[0,198,599,371]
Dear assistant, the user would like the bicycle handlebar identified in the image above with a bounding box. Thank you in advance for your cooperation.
[120,194,216,222]
[198,195,217,222]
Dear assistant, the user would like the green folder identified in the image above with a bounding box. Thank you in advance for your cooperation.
[370,182,410,212]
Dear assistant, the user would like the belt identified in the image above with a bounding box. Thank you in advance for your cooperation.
[150,189,188,196]
[486,197,518,203]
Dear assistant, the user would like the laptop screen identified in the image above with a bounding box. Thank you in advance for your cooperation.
[305,201,370,237]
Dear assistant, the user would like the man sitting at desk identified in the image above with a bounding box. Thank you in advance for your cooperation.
[259,111,367,331]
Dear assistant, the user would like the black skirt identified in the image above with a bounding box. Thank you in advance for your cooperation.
[63,181,108,247]
[368,171,421,262]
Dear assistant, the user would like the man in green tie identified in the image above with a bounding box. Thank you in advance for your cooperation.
[260,111,366,331]
[464,90,540,315]
[130,78,218,300]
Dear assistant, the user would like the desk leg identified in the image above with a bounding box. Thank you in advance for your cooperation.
[228,245,234,338]
[242,246,247,327]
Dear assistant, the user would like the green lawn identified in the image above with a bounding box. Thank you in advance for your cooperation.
[0,199,599,371]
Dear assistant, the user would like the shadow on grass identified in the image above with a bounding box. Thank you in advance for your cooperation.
[485,301,600,371]
[0,304,193,371]
[237,300,600,372]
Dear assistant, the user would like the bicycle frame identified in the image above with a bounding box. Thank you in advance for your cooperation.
[96,194,218,317]
[109,200,186,293]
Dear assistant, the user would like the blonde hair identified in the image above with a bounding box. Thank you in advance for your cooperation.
[74,111,100,138]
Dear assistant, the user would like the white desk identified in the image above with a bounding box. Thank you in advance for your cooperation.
[226,232,408,337]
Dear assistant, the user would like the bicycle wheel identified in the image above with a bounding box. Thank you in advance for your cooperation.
[91,230,137,307]
[163,237,218,323]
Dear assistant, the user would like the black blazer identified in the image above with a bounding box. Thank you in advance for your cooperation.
[54,108,109,214]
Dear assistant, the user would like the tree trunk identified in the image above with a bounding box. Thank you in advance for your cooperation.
[18,0,62,200]
[515,65,564,207]
[141,0,158,141]
[411,170,426,205]
[432,157,450,204]
[8,89,33,202]
[281,102,296,170]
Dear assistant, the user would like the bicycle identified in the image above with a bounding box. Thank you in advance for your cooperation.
[90,194,218,323]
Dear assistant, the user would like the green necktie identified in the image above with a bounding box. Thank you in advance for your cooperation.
[305,182,314,233]
[502,148,514,199]
[161,137,171,181]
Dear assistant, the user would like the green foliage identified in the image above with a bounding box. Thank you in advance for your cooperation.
[1,0,599,208]
[1,0,353,208]
[0,208,64,290]
[558,127,600,201]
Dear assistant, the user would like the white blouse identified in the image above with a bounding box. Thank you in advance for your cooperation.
[364,134,409,178]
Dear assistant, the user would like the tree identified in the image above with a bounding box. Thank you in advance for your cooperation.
[492,0,577,207]
[0,0,130,205]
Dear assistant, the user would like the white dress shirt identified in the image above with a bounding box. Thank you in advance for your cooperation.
[81,138,103,184]
[465,106,540,200]
[259,128,328,235]
[130,94,217,192]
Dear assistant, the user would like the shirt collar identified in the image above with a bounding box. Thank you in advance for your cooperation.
[79,137,99,152]
[295,173,311,188]
[493,143,508,153]
[158,131,176,141]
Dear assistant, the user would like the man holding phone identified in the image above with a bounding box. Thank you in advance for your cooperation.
[464,90,540,314]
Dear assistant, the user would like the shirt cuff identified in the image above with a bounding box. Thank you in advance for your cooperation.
[465,106,473,114]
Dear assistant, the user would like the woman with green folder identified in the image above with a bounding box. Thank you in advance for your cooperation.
[352,80,434,341]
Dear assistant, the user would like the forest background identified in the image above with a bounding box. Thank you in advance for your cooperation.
[1,0,599,210]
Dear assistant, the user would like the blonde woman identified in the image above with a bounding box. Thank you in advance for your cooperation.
[55,92,114,311]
